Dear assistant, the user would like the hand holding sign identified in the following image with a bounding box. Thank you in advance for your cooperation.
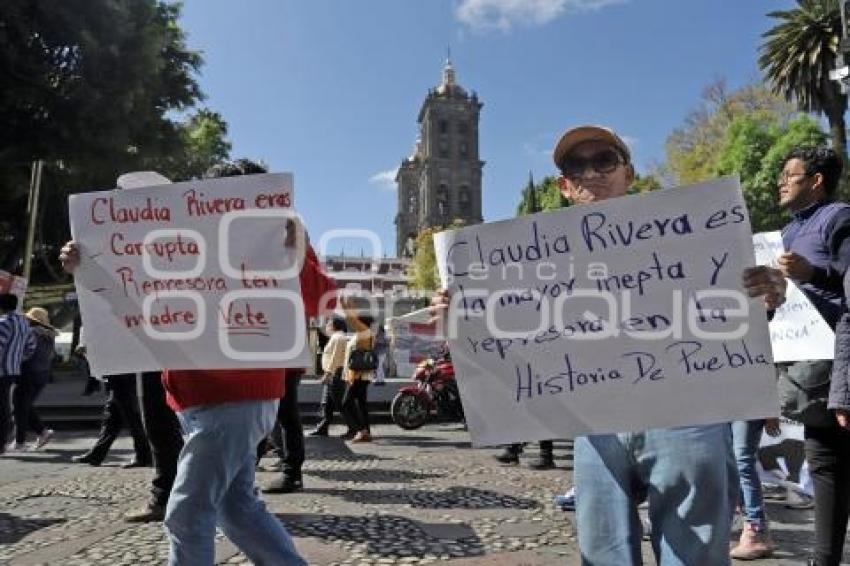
[777,251,814,282]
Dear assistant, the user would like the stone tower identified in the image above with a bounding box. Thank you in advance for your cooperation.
[395,57,484,257]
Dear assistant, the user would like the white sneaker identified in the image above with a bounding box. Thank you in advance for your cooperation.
[34,429,54,449]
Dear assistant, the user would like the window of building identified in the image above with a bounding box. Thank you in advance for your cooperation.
[439,140,449,158]
[459,186,471,214]
[439,119,448,134]
[459,141,468,158]
[437,184,450,217]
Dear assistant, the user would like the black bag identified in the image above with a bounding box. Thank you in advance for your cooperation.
[778,360,833,427]
[348,339,378,372]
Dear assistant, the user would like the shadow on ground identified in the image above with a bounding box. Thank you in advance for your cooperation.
[0,512,65,544]
[306,486,540,509]
[277,512,485,559]
[305,468,446,483]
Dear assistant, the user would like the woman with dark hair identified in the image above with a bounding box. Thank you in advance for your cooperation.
[340,297,376,443]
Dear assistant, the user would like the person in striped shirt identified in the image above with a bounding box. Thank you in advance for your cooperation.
[0,293,35,454]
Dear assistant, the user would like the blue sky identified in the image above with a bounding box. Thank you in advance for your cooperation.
[180,0,797,257]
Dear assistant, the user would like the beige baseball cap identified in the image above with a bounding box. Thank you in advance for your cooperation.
[553,125,631,170]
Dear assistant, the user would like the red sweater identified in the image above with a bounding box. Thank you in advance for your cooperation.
[163,244,337,411]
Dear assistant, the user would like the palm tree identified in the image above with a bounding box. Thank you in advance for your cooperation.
[759,0,847,157]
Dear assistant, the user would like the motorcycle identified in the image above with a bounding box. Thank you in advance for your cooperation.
[390,351,464,430]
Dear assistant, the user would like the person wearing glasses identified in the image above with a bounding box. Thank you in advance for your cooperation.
[774,147,850,566]
[432,124,787,565]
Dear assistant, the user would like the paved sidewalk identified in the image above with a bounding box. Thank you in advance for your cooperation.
[0,424,839,565]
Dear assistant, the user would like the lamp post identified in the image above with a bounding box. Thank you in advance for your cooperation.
[22,159,44,284]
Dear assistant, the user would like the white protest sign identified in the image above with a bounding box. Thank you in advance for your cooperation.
[434,177,779,446]
[69,173,312,376]
[752,231,834,362]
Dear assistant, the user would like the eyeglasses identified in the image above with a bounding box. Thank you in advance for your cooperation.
[559,149,625,179]
[777,172,808,187]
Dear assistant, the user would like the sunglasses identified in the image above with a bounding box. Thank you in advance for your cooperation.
[560,149,625,179]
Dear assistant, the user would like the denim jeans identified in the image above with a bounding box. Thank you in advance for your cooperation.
[575,424,732,566]
[731,420,767,529]
[164,400,305,566]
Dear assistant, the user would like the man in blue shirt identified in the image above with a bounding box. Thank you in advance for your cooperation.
[774,146,850,566]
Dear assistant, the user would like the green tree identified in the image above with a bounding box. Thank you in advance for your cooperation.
[665,80,796,184]
[0,0,206,280]
[629,173,664,195]
[714,114,826,231]
[759,0,847,157]
[407,219,467,291]
[516,176,568,216]
[408,227,440,291]
[157,109,233,181]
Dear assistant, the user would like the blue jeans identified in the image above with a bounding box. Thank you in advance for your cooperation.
[731,420,766,529]
[575,424,732,565]
[164,400,306,566]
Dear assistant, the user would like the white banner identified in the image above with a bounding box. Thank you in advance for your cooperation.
[435,177,779,446]
[69,173,312,376]
[752,231,834,362]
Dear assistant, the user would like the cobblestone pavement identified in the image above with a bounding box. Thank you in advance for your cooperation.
[0,424,841,565]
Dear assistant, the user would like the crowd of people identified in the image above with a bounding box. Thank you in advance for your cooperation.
[0,128,849,565]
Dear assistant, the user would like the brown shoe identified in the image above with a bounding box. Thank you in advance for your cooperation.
[730,522,774,560]
[123,503,165,523]
[351,431,372,443]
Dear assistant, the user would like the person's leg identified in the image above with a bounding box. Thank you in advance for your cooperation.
[341,381,364,433]
[331,370,356,434]
[731,420,768,528]
[127,372,183,520]
[79,380,123,463]
[312,379,333,433]
[494,443,524,464]
[12,376,30,445]
[355,381,370,434]
[640,425,732,566]
[729,419,773,558]
[529,440,555,469]
[805,425,850,566]
[164,404,229,565]
[0,380,13,450]
[281,373,304,479]
[575,433,642,564]
[110,375,151,464]
[26,372,49,436]
[218,400,306,565]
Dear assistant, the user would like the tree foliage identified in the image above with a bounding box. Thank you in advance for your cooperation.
[408,227,440,291]
[516,176,567,216]
[714,114,826,232]
[0,1,226,282]
[759,0,847,157]
[665,80,797,185]
[407,219,467,291]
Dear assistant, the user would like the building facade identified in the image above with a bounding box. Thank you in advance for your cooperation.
[395,58,484,257]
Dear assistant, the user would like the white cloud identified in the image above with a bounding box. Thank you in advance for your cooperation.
[369,168,399,190]
[455,0,628,32]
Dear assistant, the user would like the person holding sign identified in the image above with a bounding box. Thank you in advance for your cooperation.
[59,161,319,566]
[432,125,787,565]
[773,146,850,566]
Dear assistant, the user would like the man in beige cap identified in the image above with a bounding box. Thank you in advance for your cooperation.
[551,125,785,565]
[432,124,785,564]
